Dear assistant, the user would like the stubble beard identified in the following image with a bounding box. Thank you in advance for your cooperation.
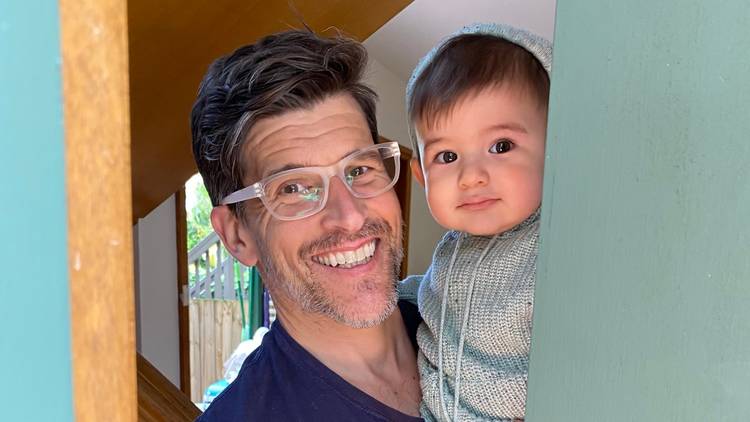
[259,218,403,329]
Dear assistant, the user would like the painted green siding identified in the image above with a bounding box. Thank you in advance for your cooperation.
[0,2,73,421]
[527,1,750,420]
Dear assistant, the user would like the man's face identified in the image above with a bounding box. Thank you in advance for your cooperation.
[414,85,547,235]
[239,93,403,328]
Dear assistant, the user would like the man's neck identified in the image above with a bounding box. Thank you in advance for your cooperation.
[278,304,409,371]
[276,304,421,416]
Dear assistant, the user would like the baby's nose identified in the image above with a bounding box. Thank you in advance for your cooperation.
[458,163,490,189]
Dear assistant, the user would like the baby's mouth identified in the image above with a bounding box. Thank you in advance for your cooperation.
[459,197,499,209]
[311,240,377,269]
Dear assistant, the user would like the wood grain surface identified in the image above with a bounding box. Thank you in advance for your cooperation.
[61,0,137,420]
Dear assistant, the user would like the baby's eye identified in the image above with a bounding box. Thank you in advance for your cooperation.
[489,139,514,154]
[435,151,458,164]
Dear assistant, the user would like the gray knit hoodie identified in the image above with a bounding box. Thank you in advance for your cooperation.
[400,23,552,421]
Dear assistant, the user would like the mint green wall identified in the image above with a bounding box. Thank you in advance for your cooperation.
[527,1,750,420]
[0,2,73,421]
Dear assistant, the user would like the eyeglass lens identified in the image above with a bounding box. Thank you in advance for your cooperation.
[263,146,398,219]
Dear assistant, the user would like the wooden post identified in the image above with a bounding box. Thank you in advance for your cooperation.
[175,188,191,397]
[60,0,137,420]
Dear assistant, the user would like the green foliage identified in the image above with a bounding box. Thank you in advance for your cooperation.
[187,177,213,251]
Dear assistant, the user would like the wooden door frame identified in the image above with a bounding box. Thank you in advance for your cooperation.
[175,188,191,398]
[379,136,413,279]
[61,0,137,419]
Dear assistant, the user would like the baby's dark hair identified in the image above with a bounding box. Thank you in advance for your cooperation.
[408,34,550,155]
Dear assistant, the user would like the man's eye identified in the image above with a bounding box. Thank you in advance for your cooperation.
[348,166,369,178]
[279,183,321,201]
[435,151,458,164]
[489,139,514,154]
[281,183,303,194]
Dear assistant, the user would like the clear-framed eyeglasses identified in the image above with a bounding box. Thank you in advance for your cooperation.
[221,142,401,221]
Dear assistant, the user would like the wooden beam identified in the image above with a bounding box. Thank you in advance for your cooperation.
[396,144,413,278]
[379,136,413,278]
[61,0,137,419]
[175,188,191,397]
[138,352,202,421]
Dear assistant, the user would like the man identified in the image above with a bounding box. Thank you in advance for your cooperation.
[191,29,423,421]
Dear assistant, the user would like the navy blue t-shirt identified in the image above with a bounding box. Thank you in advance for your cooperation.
[197,301,423,421]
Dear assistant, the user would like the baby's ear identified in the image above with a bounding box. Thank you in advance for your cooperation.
[410,157,425,187]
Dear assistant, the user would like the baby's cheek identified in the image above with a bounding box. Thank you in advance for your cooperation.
[423,190,453,229]
[425,194,451,226]
[521,176,544,210]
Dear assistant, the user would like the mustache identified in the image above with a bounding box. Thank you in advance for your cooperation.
[299,218,394,256]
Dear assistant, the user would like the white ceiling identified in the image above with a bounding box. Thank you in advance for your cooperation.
[364,0,557,81]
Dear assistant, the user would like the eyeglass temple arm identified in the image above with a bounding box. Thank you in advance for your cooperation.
[384,142,400,157]
[221,183,263,205]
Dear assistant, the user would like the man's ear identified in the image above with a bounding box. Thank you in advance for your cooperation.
[210,205,259,267]
[410,157,425,188]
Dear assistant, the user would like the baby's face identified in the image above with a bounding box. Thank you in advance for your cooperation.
[413,85,547,236]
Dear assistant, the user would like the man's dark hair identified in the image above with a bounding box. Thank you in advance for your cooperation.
[408,33,550,136]
[191,29,378,209]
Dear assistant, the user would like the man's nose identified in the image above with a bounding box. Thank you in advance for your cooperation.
[458,159,490,189]
[319,176,367,232]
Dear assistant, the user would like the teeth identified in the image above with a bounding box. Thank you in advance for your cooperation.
[313,241,377,268]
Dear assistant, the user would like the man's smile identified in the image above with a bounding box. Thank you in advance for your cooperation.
[311,239,378,268]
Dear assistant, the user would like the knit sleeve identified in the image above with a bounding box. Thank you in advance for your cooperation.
[398,274,423,305]
[399,230,455,305]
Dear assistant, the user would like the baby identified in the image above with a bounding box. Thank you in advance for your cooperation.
[401,23,552,421]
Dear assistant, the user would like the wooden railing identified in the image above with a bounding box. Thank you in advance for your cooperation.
[188,230,274,322]
[188,231,235,300]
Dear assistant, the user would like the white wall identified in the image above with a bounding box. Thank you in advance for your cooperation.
[364,57,445,275]
[134,194,180,387]
[364,0,557,81]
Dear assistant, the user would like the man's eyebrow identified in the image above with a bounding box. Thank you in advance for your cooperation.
[261,146,363,179]
[263,163,306,178]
